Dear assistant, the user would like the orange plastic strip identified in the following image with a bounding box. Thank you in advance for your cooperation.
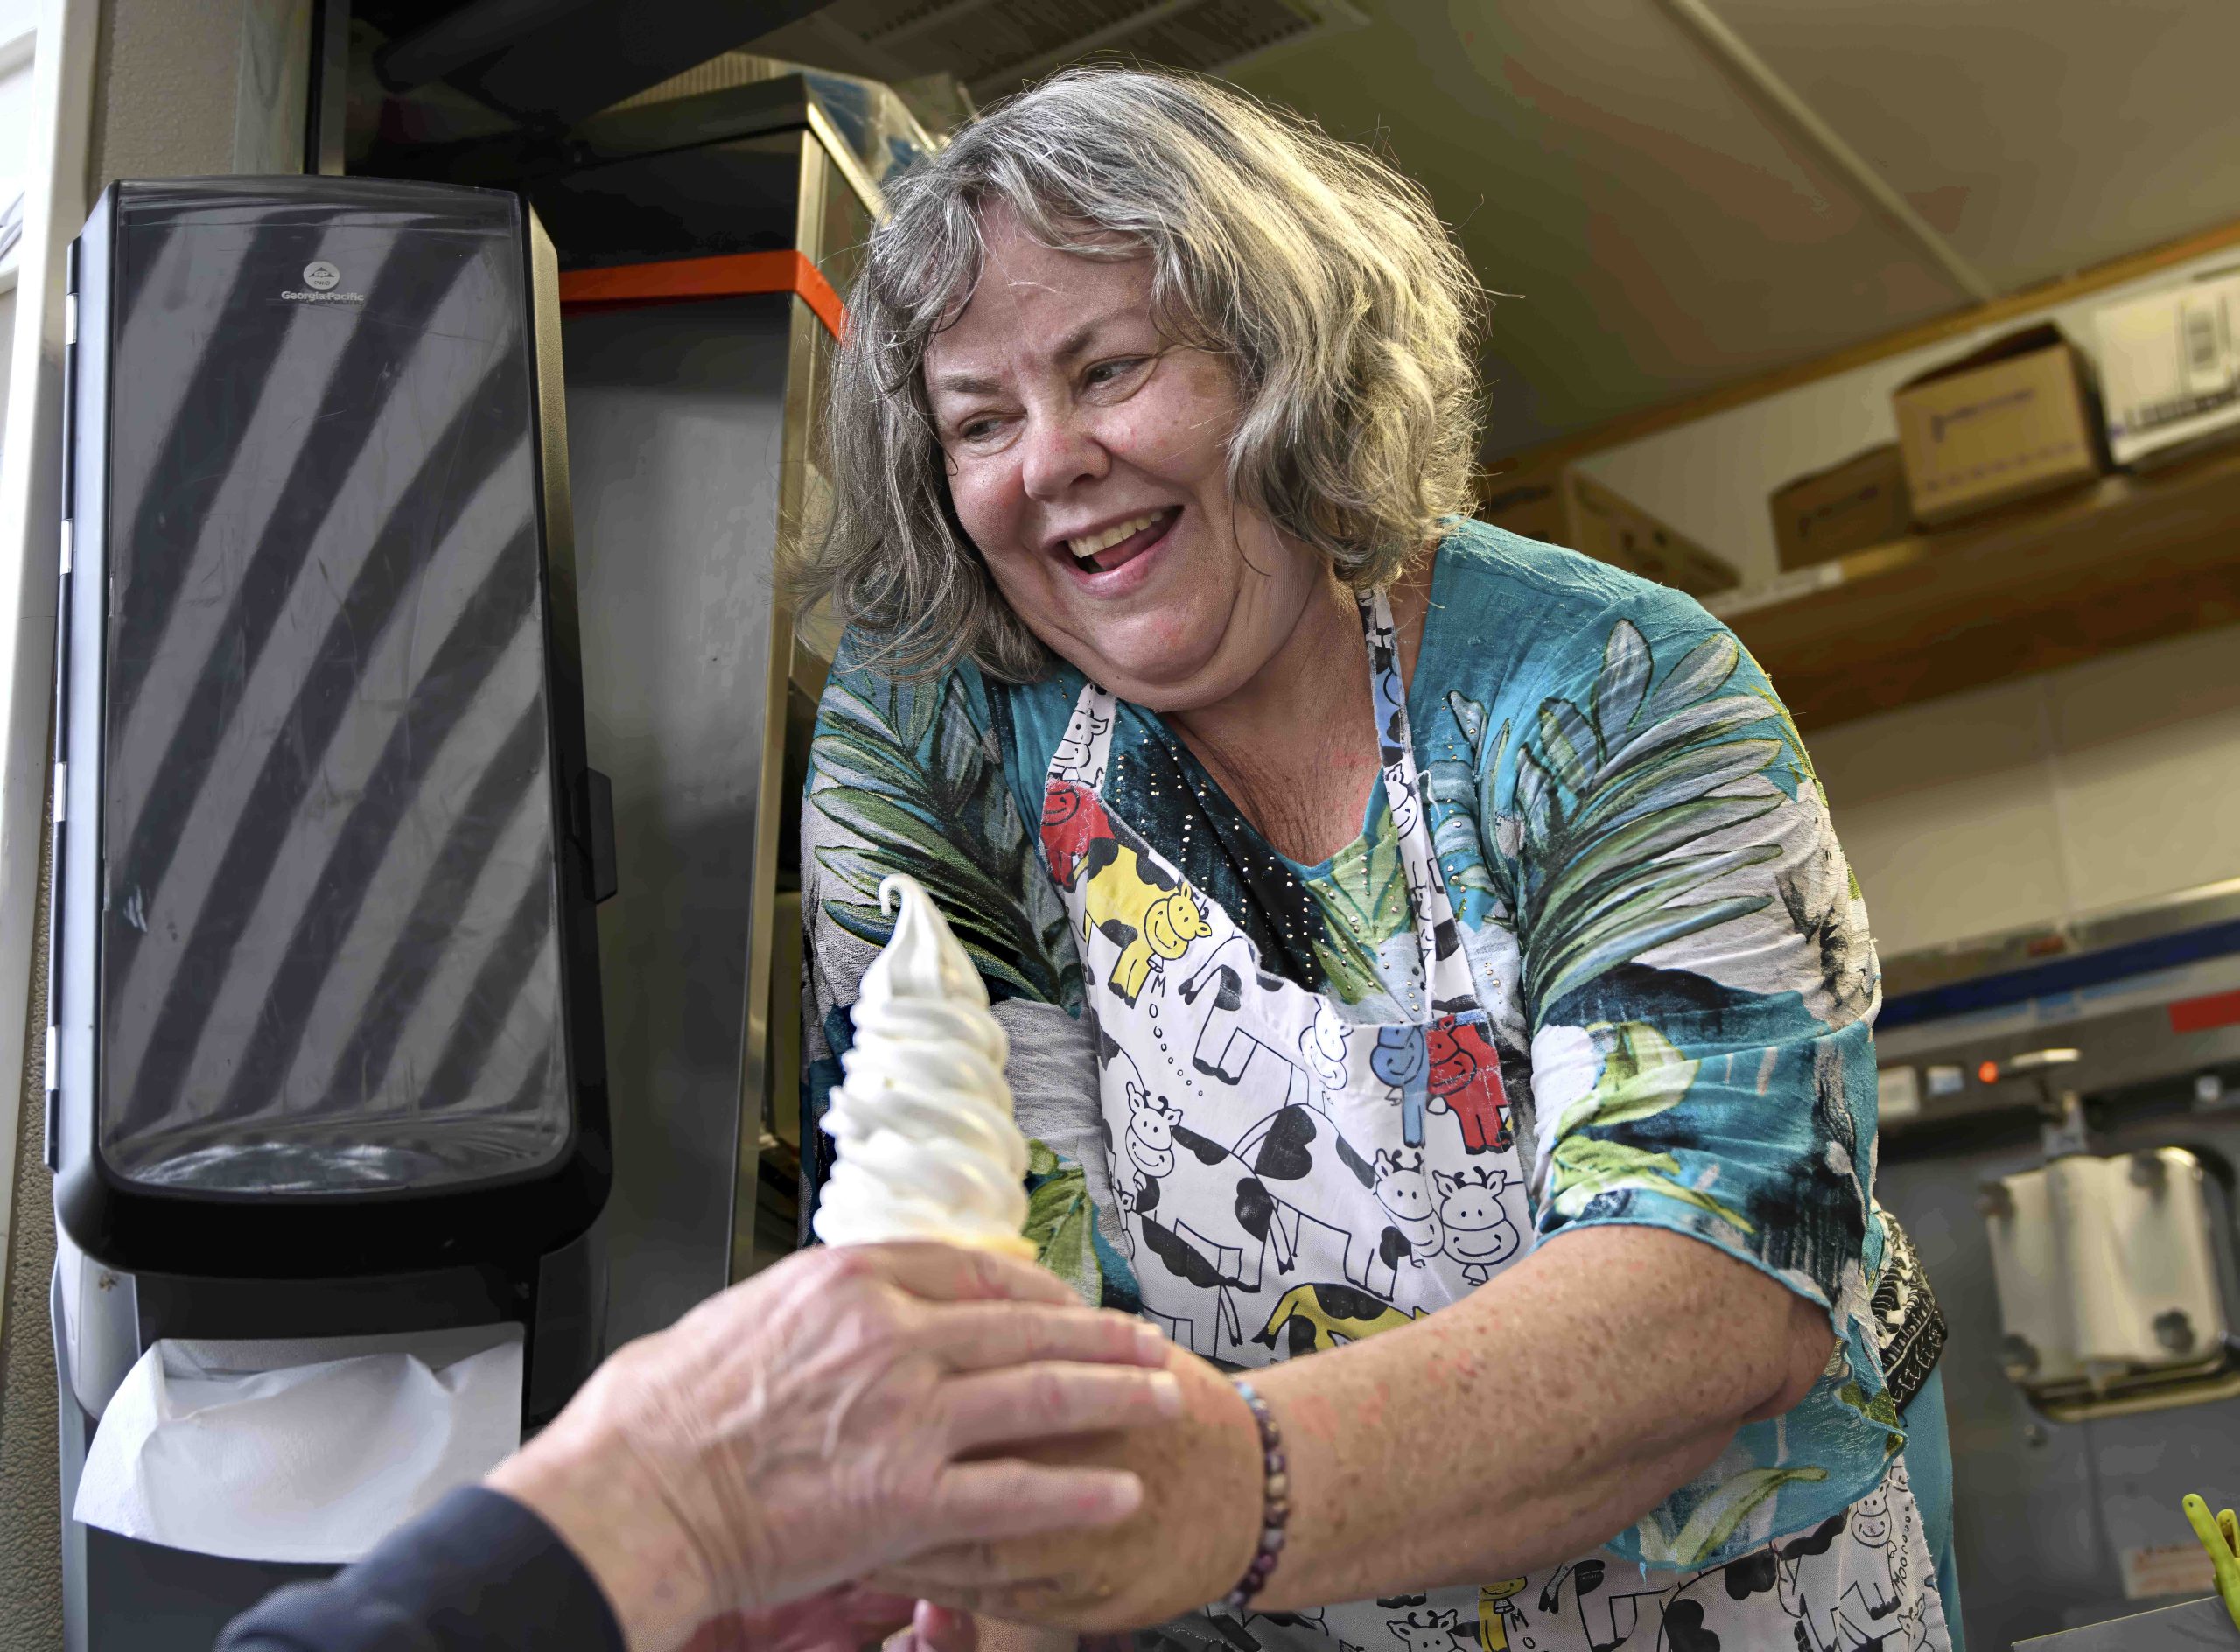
[557,250,844,340]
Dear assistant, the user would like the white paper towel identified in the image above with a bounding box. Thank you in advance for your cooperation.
[74,1324,526,1564]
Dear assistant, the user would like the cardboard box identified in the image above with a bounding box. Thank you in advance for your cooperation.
[1768,444,1913,571]
[1894,324,2102,524]
[1564,473,1740,598]
[2094,272,2240,468]
[1478,477,1566,543]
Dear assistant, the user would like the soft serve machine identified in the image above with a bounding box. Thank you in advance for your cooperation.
[1870,878,2240,1648]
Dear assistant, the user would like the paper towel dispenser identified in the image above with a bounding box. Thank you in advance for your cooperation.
[47,178,613,1419]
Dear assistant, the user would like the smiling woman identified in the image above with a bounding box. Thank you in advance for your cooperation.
[792,66,1964,1652]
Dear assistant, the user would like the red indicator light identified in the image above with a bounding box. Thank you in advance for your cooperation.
[1978,1060,2001,1085]
[2171,990,2240,1036]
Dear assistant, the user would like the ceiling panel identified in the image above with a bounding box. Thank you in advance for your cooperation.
[1220,0,1975,451]
[1712,0,2240,293]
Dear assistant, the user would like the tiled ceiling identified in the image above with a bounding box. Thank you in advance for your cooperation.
[753,0,2240,458]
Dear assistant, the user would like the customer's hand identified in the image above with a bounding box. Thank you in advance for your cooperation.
[870,1342,1260,1631]
[486,1242,1180,1652]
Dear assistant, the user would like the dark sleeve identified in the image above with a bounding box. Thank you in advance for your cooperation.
[215,1488,625,1652]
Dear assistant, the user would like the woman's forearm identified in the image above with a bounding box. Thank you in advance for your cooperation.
[1254,1223,1827,1606]
[901,1225,1830,1628]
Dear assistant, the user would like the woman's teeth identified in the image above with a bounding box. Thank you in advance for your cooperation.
[1068,510,1170,569]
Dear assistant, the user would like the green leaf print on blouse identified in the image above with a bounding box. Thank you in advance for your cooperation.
[1838,1379,1908,1454]
[1302,804,1411,1003]
[1430,696,1507,914]
[1550,1021,1699,1138]
[1632,1464,1830,1569]
[1512,620,1788,1025]
[1024,1140,1100,1306]
[1546,1022,1752,1231]
[813,673,1082,1009]
[1549,1138,1753,1229]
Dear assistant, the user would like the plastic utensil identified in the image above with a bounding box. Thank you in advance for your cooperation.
[2180,1492,2240,1634]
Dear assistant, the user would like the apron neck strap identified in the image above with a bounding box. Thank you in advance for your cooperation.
[1051,682,1122,792]
[1359,589,1479,1015]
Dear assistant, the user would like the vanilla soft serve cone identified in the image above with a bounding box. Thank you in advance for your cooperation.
[813,873,1035,1258]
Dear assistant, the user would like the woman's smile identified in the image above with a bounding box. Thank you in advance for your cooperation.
[1054,504,1180,585]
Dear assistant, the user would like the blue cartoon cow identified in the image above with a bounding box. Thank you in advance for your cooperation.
[1371,1025,1430,1146]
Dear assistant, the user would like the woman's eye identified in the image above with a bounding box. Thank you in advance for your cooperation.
[1085,357,1149,388]
[956,416,1005,443]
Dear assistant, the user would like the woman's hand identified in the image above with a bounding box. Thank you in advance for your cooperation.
[486,1242,1182,1652]
[867,1343,1263,1630]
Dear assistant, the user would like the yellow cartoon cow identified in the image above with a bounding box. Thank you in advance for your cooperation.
[1477,1579,1527,1651]
[1254,1282,1428,1356]
[1079,835,1209,1004]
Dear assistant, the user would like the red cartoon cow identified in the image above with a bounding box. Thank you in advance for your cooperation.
[1428,1018,1513,1155]
[1041,779,1113,889]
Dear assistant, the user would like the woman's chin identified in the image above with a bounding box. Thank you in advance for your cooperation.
[1088,662,1241,715]
[1055,632,1235,710]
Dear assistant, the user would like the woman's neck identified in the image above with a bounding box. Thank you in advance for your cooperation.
[1166,558,1432,864]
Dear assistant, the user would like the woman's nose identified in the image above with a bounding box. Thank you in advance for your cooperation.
[1018,407,1110,500]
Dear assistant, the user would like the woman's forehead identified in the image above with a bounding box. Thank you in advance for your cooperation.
[925,227,1157,381]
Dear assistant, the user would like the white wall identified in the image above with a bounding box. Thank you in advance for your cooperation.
[0,5,38,226]
[1808,626,2240,956]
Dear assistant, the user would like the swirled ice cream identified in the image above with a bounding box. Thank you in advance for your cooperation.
[813,873,1034,1258]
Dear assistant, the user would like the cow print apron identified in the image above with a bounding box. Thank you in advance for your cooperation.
[1040,593,1953,1652]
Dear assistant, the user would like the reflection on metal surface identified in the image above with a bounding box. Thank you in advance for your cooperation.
[2036,1364,2240,1424]
[735,130,855,1284]
[512,81,878,1311]
[564,292,792,1348]
[96,182,569,1195]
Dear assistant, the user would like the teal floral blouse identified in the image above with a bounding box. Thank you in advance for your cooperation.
[802,520,1937,1571]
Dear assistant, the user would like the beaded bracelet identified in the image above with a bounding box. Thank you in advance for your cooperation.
[1222,1379,1290,1611]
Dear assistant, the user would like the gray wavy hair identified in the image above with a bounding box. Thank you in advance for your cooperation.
[793,66,1487,682]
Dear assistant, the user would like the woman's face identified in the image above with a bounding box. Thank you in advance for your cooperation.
[924,209,1329,711]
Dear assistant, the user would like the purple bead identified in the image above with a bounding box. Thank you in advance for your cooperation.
[1264,1529,1288,1553]
[1265,1448,1287,1474]
[1267,1502,1291,1526]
